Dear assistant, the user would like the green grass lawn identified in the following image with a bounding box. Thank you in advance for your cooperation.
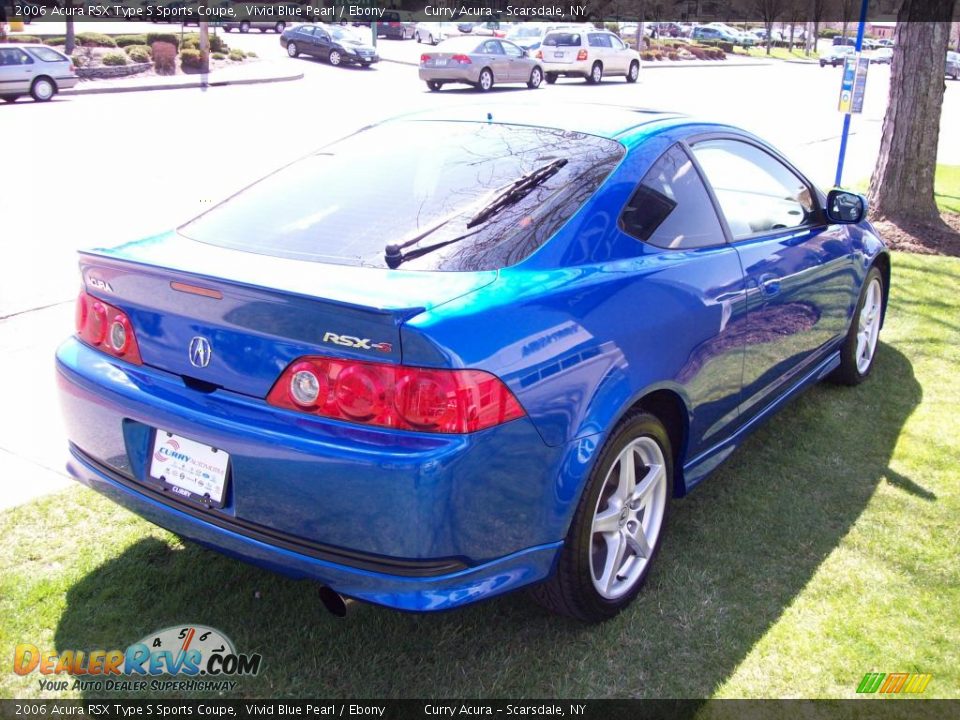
[2,252,958,699]
[735,45,819,61]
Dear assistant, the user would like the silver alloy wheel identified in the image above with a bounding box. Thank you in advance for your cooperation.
[589,436,667,600]
[479,69,493,90]
[31,78,54,102]
[591,63,603,83]
[329,50,341,66]
[856,277,883,374]
[529,67,542,88]
[240,21,250,33]
[287,42,298,57]
[628,62,639,81]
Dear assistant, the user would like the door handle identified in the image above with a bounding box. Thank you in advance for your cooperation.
[758,273,782,297]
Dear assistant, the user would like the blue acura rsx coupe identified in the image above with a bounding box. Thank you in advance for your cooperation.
[57,105,888,622]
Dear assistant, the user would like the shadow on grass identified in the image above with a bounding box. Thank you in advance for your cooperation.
[55,344,922,698]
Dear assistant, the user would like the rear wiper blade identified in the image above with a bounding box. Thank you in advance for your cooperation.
[383,158,568,269]
[465,158,568,229]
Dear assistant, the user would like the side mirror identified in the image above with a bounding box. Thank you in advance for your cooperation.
[825,189,867,224]
[521,48,529,57]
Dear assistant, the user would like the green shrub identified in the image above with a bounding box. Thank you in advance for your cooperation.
[179,48,203,70]
[76,32,117,48]
[125,45,152,63]
[212,52,226,60]
[245,51,257,58]
[228,49,245,61]
[44,36,66,46]
[180,33,229,53]
[640,51,655,61]
[6,35,41,44]
[113,34,148,48]
[667,51,679,60]
[146,32,180,50]
[101,52,128,66]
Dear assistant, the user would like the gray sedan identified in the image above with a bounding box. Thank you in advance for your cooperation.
[0,44,78,103]
[419,37,543,92]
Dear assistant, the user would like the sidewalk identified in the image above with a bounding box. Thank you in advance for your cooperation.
[61,61,302,95]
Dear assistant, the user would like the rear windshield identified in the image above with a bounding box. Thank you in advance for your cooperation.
[543,33,582,47]
[180,122,624,272]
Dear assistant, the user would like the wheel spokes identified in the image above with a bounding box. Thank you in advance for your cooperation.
[598,532,628,594]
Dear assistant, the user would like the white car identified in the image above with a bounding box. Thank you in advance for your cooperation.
[0,44,78,103]
[414,22,462,45]
[538,29,640,84]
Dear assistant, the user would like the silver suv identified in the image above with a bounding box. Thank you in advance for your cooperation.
[538,29,640,84]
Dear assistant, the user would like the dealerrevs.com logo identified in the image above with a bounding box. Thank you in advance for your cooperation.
[14,625,262,693]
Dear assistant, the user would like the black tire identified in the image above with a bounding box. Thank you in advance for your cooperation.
[820,59,826,67]
[626,61,639,83]
[527,66,543,89]
[275,22,285,33]
[328,49,342,66]
[2,95,22,103]
[587,62,603,84]
[477,67,494,92]
[415,32,421,43]
[545,72,557,84]
[830,266,885,386]
[240,21,250,33]
[426,80,442,91]
[287,42,299,58]
[530,412,673,622]
[30,77,56,102]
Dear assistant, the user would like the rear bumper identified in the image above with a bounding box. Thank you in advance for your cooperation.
[419,67,479,84]
[540,60,590,77]
[56,338,577,611]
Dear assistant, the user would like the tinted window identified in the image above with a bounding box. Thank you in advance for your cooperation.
[481,40,504,55]
[692,139,818,239]
[544,33,581,47]
[620,145,725,250]
[181,122,625,272]
[0,48,32,66]
[588,33,612,48]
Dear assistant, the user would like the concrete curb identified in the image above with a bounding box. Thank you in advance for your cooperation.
[61,70,303,95]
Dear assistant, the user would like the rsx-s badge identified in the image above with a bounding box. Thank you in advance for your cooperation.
[189,337,213,368]
[323,332,392,353]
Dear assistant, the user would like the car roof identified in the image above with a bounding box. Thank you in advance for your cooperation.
[384,103,687,141]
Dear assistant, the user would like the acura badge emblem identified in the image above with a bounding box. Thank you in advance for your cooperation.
[189,336,212,368]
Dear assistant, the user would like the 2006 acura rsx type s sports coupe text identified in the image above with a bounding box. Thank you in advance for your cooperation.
[57,106,889,622]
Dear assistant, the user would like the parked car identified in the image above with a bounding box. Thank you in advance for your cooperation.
[414,21,462,45]
[0,43,77,102]
[538,29,640,84]
[691,26,736,44]
[419,37,542,91]
[280,24,378,67]
[947,51,959,79]
[222,4,299,33]
[820,45,855,67]
[57,105,889,621]
[503,22,581,52]
[832,35,857,46]
[377,11,417,39]
[869,47,893,65]
[707,23,755,46]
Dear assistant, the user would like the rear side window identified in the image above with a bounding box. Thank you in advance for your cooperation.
[620,145,725,250]
[181,122,625,272]
[26,47,68,62]
[588,33,612,48]
[544,33,582,47]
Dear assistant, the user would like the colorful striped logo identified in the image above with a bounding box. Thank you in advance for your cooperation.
[857,672,932,694]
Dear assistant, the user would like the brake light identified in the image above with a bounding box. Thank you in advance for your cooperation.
[535,50,543,59]
[451,54,472,65]
[576,49,588,61]
[420,54,431,64]
[494,30,505,38]
[75,290,142,365]
[267,356,525,434]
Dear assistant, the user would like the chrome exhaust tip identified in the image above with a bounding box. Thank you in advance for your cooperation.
[318,586,354,618]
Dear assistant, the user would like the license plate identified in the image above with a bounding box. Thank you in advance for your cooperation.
[149,430,230,507]
[434,58,448,66]
[554,52,565,59]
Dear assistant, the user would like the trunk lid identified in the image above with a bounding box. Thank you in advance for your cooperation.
[80,232,496,397]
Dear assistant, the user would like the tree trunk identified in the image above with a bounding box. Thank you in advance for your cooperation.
[868,2,956,221]
[65,16,75,56]
[199,21,210,74]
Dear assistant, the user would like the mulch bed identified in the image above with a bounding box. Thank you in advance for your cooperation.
[870,212,960,258]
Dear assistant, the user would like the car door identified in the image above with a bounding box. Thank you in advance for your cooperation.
[478,39,510,82]
[313,27,334,58]
[0,48,35,95]
[615,143,748,458]
[689,136,858,425]
[501,39,528,82]
[291,25,315,55]
[586,32,612,72]
[608,33,631,73]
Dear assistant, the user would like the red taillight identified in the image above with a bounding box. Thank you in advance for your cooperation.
[266,356,525,434]
[451,54,472,65]
[535,50,543,59]
[420,54,431,64]
[576,49,588,61]
[75,290,143,365]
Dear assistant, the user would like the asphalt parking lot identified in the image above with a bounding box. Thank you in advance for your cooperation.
[1,24,958,509]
